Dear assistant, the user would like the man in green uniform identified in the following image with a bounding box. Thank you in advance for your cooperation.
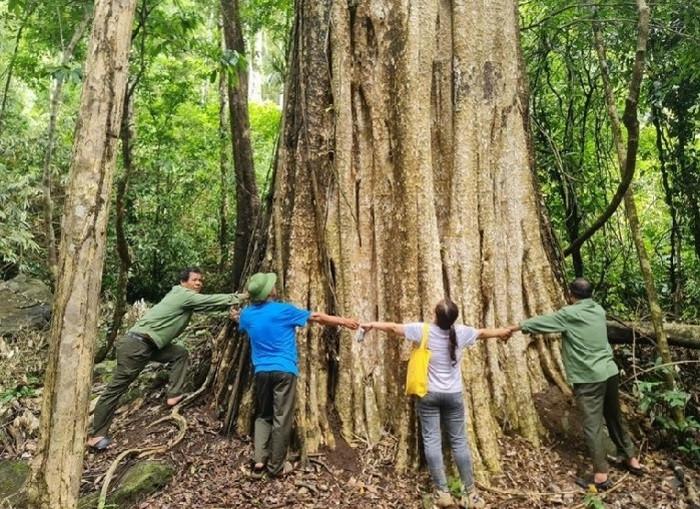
[509,278,642,489]
[87,267,245,450]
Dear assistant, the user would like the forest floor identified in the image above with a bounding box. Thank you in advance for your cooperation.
[1,324,699,508]
[75,384,696,509]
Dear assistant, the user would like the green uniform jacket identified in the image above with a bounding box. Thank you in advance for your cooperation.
[520,298,618,384]
[131,285,243,349]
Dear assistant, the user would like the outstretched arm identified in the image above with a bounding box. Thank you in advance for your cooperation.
[309,312,359,330]
[509,309,569,335]
[360,321,406,337]
[476,327,512,339]
[186,291,247,312]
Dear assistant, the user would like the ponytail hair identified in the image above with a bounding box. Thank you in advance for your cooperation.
[435,299,459,366]
[448,325,457,366]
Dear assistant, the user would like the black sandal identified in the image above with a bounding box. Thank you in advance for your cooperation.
[594,479,613,491]
[249,462,266,480]
[575,477,612,492]
[625,463,645,476]
[88,437,113,451]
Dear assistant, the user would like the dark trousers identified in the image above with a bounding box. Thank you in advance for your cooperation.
[90,333,188,437]
[573,374,636,472]
[254,371,297,475]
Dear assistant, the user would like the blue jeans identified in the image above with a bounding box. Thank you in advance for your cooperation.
[416,391,475,492]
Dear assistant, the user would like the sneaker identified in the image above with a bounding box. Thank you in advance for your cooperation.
[433,490,455,508]
[460,490,486,509]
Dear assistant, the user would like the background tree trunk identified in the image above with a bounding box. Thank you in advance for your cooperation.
[217,0,571,476]
[218,52,230,271]
[220,0,259,288]
[0,1,38,133]
[27,0,138,507]
[42,5,93,281]
[97,85,135,364]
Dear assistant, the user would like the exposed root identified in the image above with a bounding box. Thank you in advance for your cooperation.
[477,472,630,506]
[476,481,578,498]
[96,405,188,509]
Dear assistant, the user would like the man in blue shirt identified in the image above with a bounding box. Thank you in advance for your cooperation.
[239,272,359,477]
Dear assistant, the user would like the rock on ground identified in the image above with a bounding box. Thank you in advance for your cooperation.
[0,275,52,336]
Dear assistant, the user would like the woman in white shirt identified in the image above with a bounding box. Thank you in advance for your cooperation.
[362,299,510,509]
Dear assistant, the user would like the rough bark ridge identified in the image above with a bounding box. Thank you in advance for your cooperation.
[228,0,569,475]
[27,0,138,507]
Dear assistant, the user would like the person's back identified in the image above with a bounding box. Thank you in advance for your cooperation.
[513,277,641,488]
[239,301,309,375]
[239,272,357,478]
[523,297,617,384]
[403,323,477,393]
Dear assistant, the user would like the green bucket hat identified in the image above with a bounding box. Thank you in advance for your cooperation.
[247,272,277,302]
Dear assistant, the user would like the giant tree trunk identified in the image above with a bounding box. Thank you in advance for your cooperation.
[217,0,571,475]
[27,1,138,507]
[220,0,259,288]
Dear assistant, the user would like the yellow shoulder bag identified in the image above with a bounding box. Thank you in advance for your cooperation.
[405,323,431,397]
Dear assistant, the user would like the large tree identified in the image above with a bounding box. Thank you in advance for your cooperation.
[27,0,138,506]
[217,0,572,474]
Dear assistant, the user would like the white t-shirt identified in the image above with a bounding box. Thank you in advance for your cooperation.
[404,322,478,393]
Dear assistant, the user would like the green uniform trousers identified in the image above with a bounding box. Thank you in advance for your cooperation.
[91,333,188,437]
[573,374,636,473]
[253,371,297,475]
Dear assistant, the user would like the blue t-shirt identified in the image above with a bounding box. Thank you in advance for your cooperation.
[239,301,311,375]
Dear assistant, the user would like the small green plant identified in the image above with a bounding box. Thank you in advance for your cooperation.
[0,385,36,405]
[584,493,606,509]
[446,475,462,498]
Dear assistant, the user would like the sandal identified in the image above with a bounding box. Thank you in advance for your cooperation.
[594,479,613,491]
[575,477,612,492]
[249,461,266,480]
[625,463,645,476]
[88,437,113,451]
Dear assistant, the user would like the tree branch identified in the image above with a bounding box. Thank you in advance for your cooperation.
[563,2,650,256]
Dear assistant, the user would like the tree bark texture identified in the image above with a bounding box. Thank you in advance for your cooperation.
[220,0,572,476]
[220,0,260,288]
[218,65,230,271]
[27,1,138,507]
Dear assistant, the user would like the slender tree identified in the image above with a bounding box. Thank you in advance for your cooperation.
[591,1,683,425]
[220,0,259,288]
[0,0,38,133]
[27,0,139,506]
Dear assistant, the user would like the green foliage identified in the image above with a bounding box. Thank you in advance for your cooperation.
[0,170,40,274]
[250,101,281,186]
[0,377,39,405]
[634,374,700,462]
[584,493,606,509]
[522,0,700,318]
